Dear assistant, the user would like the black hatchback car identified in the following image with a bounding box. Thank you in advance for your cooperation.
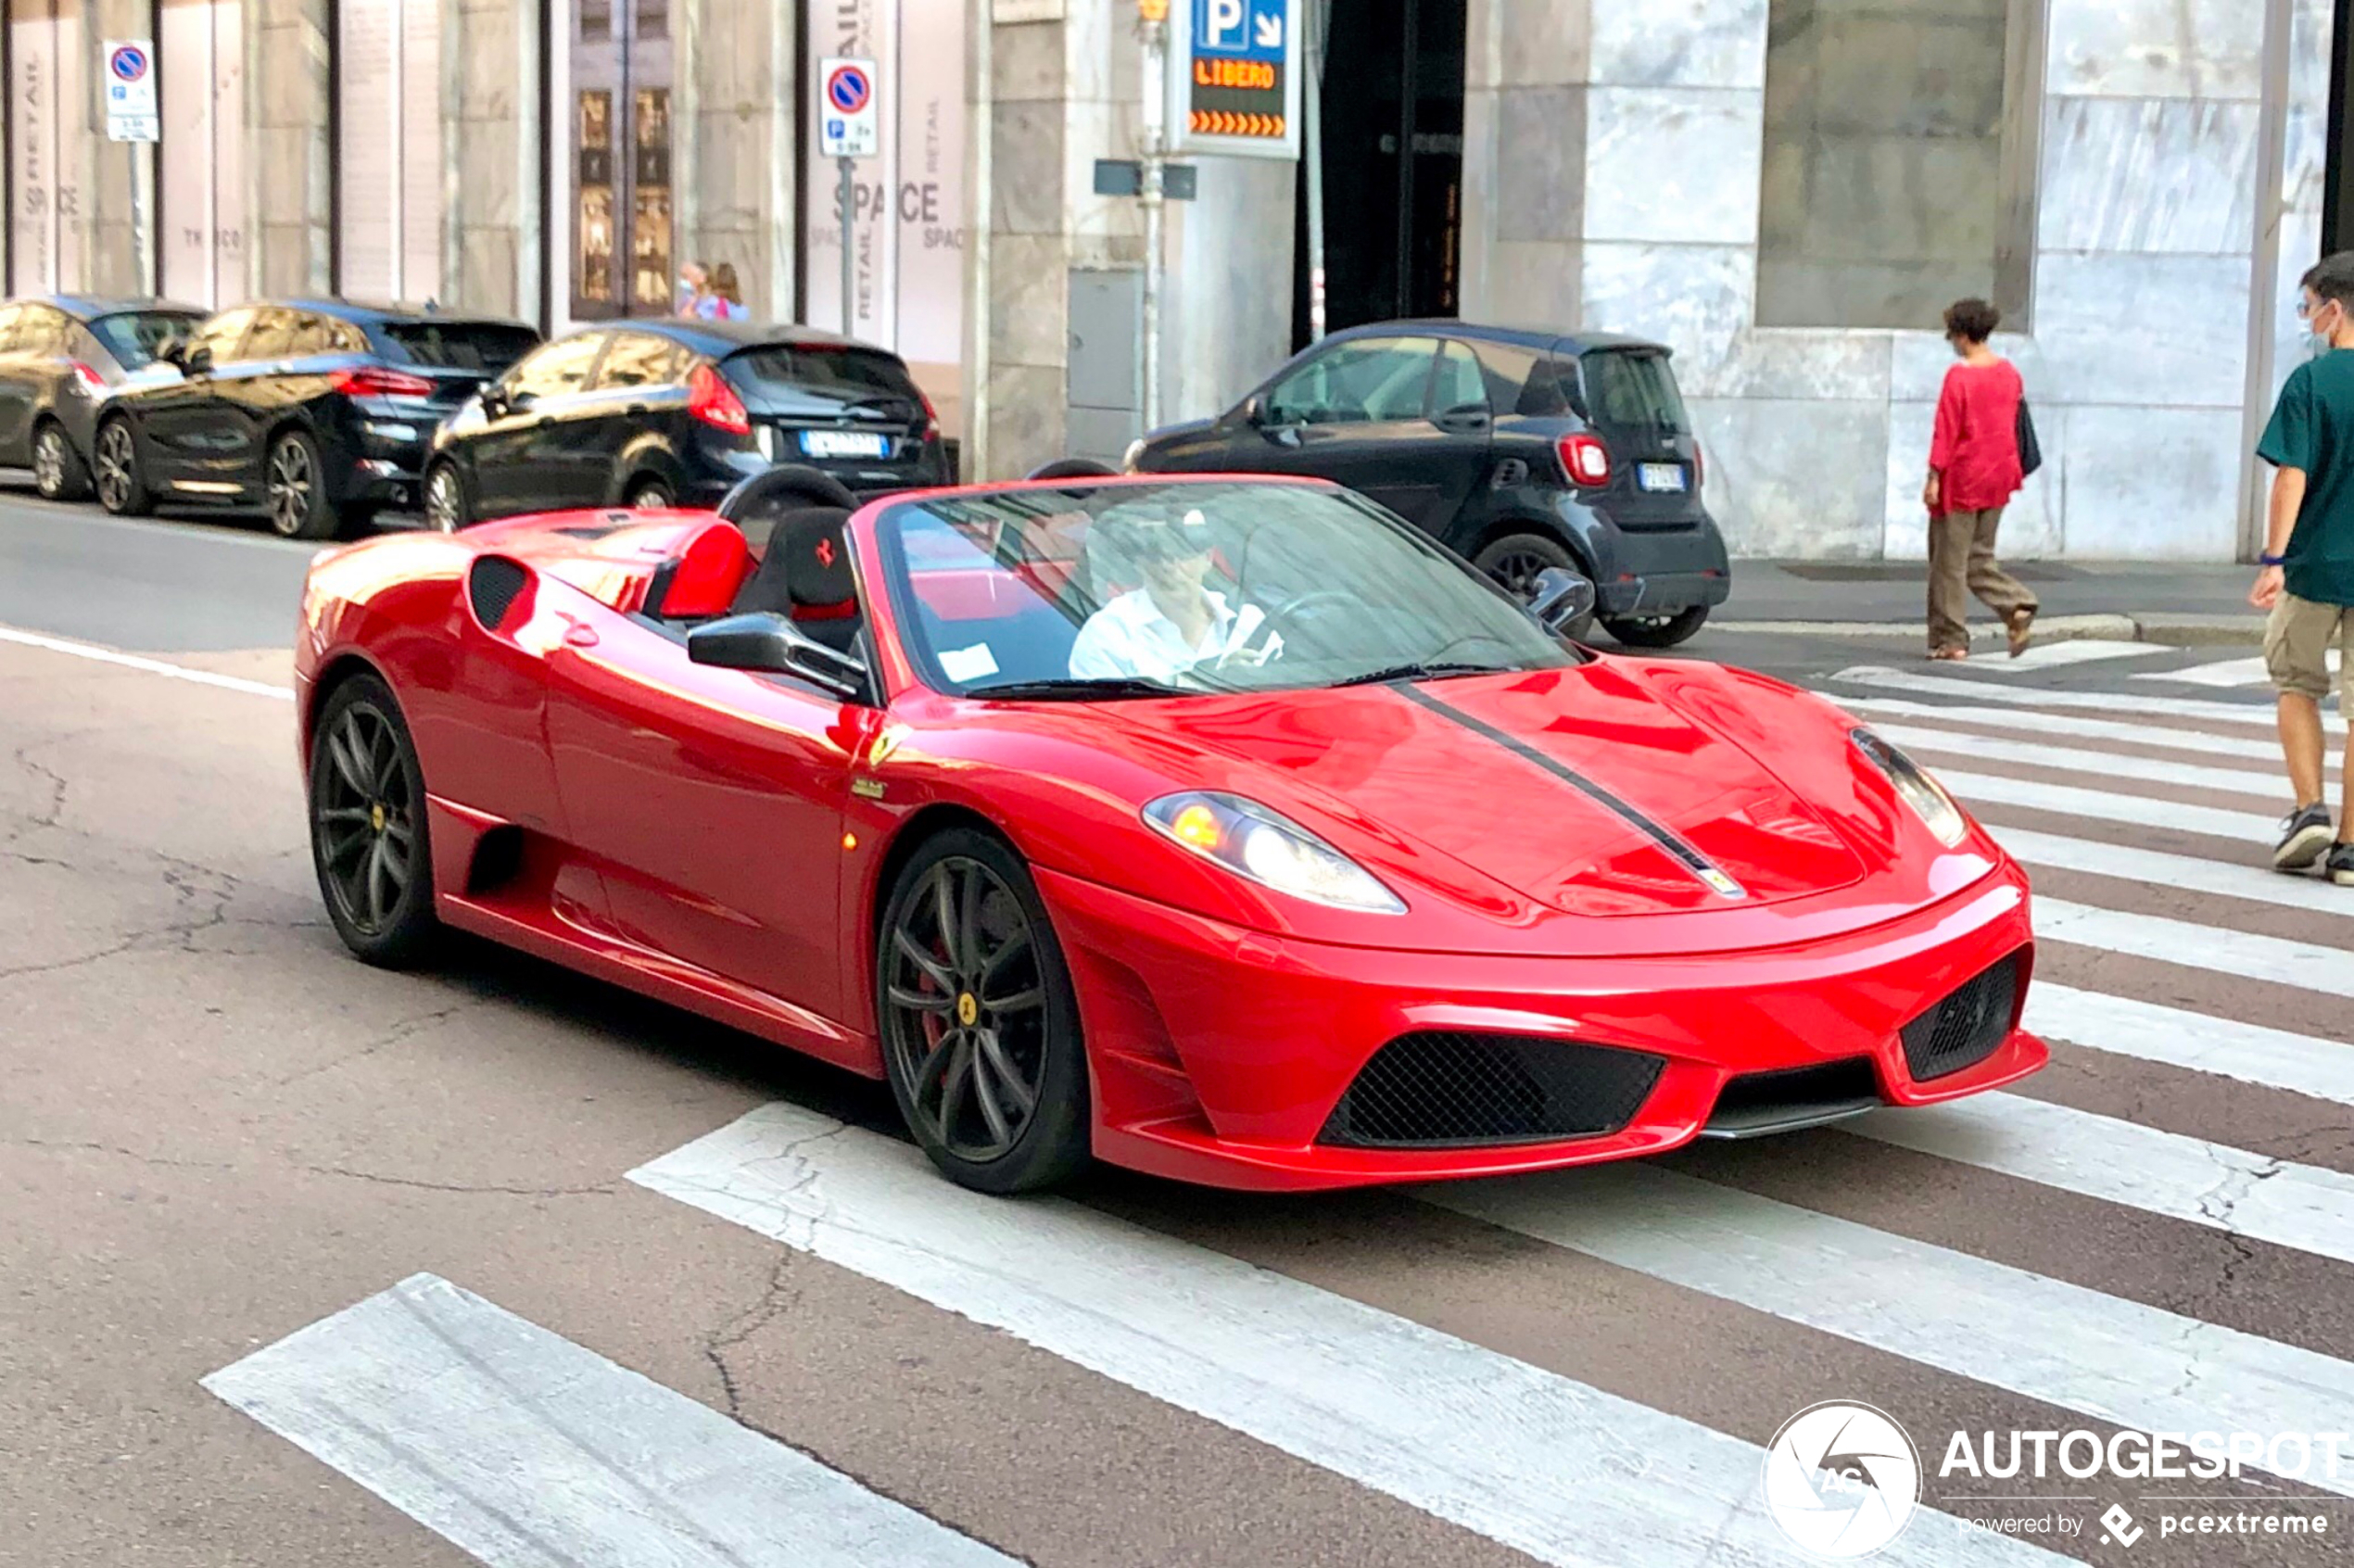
[91,299,539,538]
[422,319,949,532]
[1128,321,1730,646]
[0,295,203,502]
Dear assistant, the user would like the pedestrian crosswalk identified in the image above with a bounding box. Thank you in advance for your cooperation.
[202,645,2354,1566]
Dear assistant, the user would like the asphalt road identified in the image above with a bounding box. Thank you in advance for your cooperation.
[6,485,2354,1567]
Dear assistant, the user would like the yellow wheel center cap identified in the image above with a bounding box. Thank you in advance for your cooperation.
[956,993,979,1027]
[370,803,387,833]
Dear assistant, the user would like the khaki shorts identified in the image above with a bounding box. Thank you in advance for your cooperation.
[2264,591,2354,702]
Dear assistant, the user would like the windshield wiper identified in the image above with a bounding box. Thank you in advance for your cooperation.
[967,676,1193,702]
[1331,661,1511,689]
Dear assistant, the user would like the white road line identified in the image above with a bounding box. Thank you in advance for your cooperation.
[1936,770,2279,842]
[202,1272,1018,1568]
[0,624,294,701]
[1994,827,2349,914]
[1432,1165,2354,1497]
[2038,896,2354,993]
[1841,696,2335,771]
[2133,652,2329,689]
[1828,666,2338,731]
[632,1104,2050,1568]
[2025,983,2354,1108]
[1955,639,2172,674]
[1849,1093,2354,1270]
[1879,724,2283,801]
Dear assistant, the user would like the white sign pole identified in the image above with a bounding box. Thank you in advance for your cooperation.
[1139,11,1168,433]
[104,40,160,296]
[818,56,880,340]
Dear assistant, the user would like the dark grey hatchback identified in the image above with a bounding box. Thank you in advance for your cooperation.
[1127,320,1730,647]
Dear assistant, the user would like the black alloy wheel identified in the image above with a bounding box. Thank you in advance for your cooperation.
[877,829,1090,1193]
[268,430,339,539]
[1603,606,1712,650]
[32,423,90,501]
[308,676,438,967]
[1473,532,1594,640]
[424,462,470,533]
[626,478,675,511]
[93,419,152,515]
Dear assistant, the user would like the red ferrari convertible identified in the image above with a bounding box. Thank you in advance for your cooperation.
[296,468,2044,1193]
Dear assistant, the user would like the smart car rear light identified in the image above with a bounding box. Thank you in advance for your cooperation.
[1693,439,1705,490]
[331,366,437,398]
[917,386,942,439]
[689,363,752,436]
[69,360,107,395]
[1558,432,1612,487]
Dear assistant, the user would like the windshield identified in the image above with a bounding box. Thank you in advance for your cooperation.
[375,322,539,373]
[877,481,1584,700]
[88,311,201,368]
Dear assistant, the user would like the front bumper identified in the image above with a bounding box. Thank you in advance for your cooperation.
[1038,866,2044,1192]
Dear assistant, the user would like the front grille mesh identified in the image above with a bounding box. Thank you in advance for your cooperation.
[1320,1031,1665,1148]
[1900,953,2024,1081]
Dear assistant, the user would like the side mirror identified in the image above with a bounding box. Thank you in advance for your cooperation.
[1241,394,1269,427]
[184,345,214,376]
[1527,566,1597,636]
[687,611,867,701]
[158,339,186,369]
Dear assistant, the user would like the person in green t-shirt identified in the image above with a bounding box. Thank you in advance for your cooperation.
[2255,252,2354,883]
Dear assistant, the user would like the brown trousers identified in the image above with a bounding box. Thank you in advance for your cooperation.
[1927,506,2038,653]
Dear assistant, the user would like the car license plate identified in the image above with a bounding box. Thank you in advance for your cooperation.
[1637,462,1688,493]
[802,430,891,460]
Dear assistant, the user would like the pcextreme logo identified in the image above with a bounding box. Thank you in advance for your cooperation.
[1762,1400,1923,1558]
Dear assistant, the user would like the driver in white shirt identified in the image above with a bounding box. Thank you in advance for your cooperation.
[1068,507,1276,682]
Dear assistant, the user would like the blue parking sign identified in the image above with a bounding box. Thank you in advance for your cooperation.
[1193,0,1285,60]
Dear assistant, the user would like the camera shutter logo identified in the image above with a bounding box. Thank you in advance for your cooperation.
[1762,1401,1923,1558]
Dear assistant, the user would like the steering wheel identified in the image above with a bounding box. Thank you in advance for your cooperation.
[1265,588,1358,627]
[717,464,856,525]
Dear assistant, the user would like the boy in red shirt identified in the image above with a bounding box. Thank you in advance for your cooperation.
[1924,298,2037,659]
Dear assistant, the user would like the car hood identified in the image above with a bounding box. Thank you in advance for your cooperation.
[1095,662,1870,920]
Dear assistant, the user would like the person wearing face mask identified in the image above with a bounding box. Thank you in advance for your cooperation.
[1922,297,2038,661]
[676,261,710,319]
[2253,252,2354,882]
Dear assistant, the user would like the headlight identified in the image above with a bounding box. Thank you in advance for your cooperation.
[1120,437,1146,473]
[1851,728,1969,848]
[1144,791,1406,914]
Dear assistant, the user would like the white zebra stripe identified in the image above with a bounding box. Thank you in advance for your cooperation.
[1957,639,2173,673]
[1993,826,2349,915]
[203,1273,1019,1568]
[2024,983,2354,1108]
[632,1104,2054,1568]
[1828,666,2338,731]
[2133,652,2333,689]
[1935,771,2279,843]
[2037,897,2354,994]
[1879,724,2284,801]
[1839,695,2336,769]
[1431,1166,2354,1498]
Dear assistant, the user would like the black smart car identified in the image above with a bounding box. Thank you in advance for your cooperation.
[1127,321,1730,647]
[0,295,203,502]
[91,299,539,538]
[422,319,949,531]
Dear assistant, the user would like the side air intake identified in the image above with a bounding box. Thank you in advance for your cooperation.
[466,556,530,632]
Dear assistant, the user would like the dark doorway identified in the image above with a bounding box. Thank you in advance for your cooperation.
[1293,0,1466,348]
[568,0,676,321]
[2327,0,2354,254]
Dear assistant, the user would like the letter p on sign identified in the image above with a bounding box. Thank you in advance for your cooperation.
[1208,0,1244,45]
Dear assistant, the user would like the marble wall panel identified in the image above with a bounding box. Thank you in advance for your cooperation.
[2057,404,2243,557]
[992,19,1064,102]
[1689,397,1891,558]
[2029,252,2252,407]
[991,102,1064,237]
[1589,0,1766,91]
[1890,330,2050,400]
[1583,88,1762,246]
[1579,241,1755,390]
[1477,240,1586,332]
[2272,212,2324,403]
[2036,97,2259,256]
[986,362,1067,479]
[1498,0,1593,89]
[1170,155,1296,419]
[1881,397,2064,560]
[1497,88,1587,244]
[2044,0,2263,102]
[1695,329,1892,402]
[989,234,1068,368]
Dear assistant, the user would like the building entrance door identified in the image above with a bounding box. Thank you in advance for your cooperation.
[568,0,673,321]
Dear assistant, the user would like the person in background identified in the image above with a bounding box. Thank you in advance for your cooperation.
[676,261,710,319]
[2253,252,2354,882]
[1924,297,2038,661]
[711,263,748,322]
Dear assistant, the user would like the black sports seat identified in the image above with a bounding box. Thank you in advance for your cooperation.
[732,505,863,652]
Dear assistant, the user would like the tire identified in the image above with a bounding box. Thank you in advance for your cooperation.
[308,674,439,967]
[32,421,91,501]
[266,428,342,539]
[93,417,153,516]
[1473,531,1595,641]
[875,828,1091,1194]
[1602,605,1712,650]
[625,476,675,511]
[424,461,471,533]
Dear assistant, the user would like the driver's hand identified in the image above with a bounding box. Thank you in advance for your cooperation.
[1215,641,1279,672]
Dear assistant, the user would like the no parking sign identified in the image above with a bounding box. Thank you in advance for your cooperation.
[818,57,879,158]
[104,38,158,143]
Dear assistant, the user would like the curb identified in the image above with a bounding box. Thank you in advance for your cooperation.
[1712,612,2267,648]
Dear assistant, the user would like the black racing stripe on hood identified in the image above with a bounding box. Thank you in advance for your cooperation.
[1391,681,1748,901]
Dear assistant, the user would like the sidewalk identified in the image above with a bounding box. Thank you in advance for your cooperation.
[1716,559,2266,646]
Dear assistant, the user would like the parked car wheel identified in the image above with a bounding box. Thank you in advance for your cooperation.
[626,477,675,510]
[876,828,1092,1195]
[1474,532,1595,640]
[1603,606,1712,650]
[424,462,471,533]
[93,418,154,516]
[267,429,341,540]
[31,421,92,502]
